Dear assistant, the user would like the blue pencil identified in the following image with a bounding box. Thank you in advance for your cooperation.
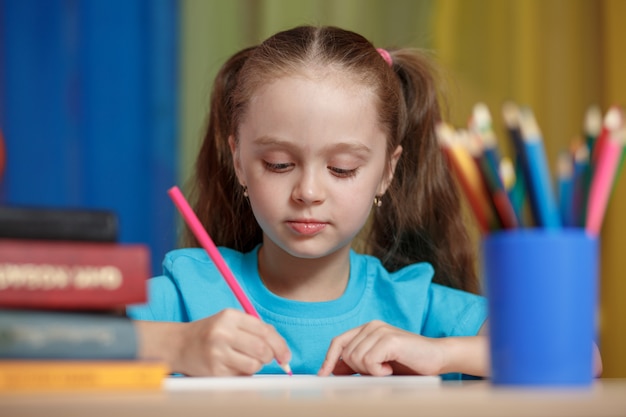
[556,151,574,227]
[502,101,531,226]
[471,103,502,170]
[518,107,561,229]
[571,143,590,227]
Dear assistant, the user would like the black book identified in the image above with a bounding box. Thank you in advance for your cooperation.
[0,205,118,242]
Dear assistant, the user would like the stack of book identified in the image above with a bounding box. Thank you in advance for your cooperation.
[0,206,168,392]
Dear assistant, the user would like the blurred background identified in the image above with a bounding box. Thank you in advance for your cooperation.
[0,0,624,376]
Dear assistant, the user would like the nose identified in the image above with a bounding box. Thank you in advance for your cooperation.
[291,168,325,205]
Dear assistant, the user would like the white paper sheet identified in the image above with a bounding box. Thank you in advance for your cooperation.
[164,374,441,391]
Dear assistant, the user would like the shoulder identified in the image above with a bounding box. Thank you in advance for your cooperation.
[424,282,488,337]
[159,246,250,297]
[354,252,486,334]
[163,246,244,264]
[162,246,245,275]
[391,261,436,284]
[147,246,251,321]
[352,251,435,284]
[352,251,436,307]
[350,252,439,332]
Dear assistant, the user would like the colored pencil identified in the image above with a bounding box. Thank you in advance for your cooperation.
[499,156,516,193]
[499,156,525,226]
[465,131,518,229]
[518,107,561,229]
[437,123,496,233]
[591,106,622,176]
[502,101,532,227]
[580,105,603,225]
[585,104,603,161]
[571,142,590,227]
[167,186,292,375]
[443,102,624,236]
[471,102,502,171]
[585,112,625,236]
[556,151,574,227]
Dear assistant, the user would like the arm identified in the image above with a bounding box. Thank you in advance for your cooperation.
[134,320,185,370]
[318,321,489,377]
[437,323,489,376]
[318,320,602,378]
[134,309,291,376]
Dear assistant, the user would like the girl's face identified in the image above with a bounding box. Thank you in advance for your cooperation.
[230,72,401,259]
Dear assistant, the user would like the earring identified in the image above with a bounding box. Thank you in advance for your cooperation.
[373,196,382,207]
[243,186,249,198]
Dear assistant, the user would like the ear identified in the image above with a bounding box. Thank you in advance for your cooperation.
[377,145,403,195]
[228,135,245,186]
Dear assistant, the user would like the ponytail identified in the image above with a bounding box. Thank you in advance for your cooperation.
[369,49,480,293]
[184,46,263,251]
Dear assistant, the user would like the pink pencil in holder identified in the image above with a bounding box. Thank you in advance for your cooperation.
[167,186,293,375]
[585,108,624,236]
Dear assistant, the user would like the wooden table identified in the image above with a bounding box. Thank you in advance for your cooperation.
[2,377,625,417]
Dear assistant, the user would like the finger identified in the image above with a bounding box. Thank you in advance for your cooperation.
[235,313,291,366]
[353,337,396,376]
[341,322,385,364]
[329,357,356,375]
[339,323,398,376]
[191,313,267,375]
[218,346,266,376]
[318,327,361,376]
[227,327,276,364]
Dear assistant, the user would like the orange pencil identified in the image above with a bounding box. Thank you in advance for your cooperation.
[437,123,495,234]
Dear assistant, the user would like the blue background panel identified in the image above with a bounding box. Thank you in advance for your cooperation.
[0,0,179,274]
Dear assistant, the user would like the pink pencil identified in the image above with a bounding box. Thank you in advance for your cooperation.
[585,112,624,236]
[167,186,292,375]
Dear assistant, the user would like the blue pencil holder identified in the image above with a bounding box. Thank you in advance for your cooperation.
[483,229,598,387]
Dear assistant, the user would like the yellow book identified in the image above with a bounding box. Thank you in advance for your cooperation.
[0,360,168,392]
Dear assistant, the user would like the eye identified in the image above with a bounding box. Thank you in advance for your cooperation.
[264,161,293,173]
[329,166,358,178]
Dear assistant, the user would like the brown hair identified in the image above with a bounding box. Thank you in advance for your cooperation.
[186,26,479,293]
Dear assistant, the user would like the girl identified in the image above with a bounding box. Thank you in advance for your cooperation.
[128,25,490,378]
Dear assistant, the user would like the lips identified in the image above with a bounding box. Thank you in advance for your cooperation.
[287,220,327,235]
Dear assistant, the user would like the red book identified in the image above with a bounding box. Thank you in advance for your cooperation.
[0,239,150,310]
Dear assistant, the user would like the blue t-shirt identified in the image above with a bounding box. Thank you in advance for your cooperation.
[127,246,487,377]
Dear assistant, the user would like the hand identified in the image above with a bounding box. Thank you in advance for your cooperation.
[593,342,603,377]
[173,309,291,376]
[317,320,445,377]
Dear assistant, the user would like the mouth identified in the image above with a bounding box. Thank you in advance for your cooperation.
[286,220,328,236]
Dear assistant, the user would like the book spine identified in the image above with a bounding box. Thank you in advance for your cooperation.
[0,239,149,309]
[0,360,167,391]
[0,309,138,359]
[0,206,118,242]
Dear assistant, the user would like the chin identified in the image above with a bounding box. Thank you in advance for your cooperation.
[278,239,350,260]
[282,246,328,260]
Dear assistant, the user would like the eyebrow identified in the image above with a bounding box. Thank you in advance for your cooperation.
[253,136,373,156]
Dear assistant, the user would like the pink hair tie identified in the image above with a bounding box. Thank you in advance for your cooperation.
[377,48,393,67]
